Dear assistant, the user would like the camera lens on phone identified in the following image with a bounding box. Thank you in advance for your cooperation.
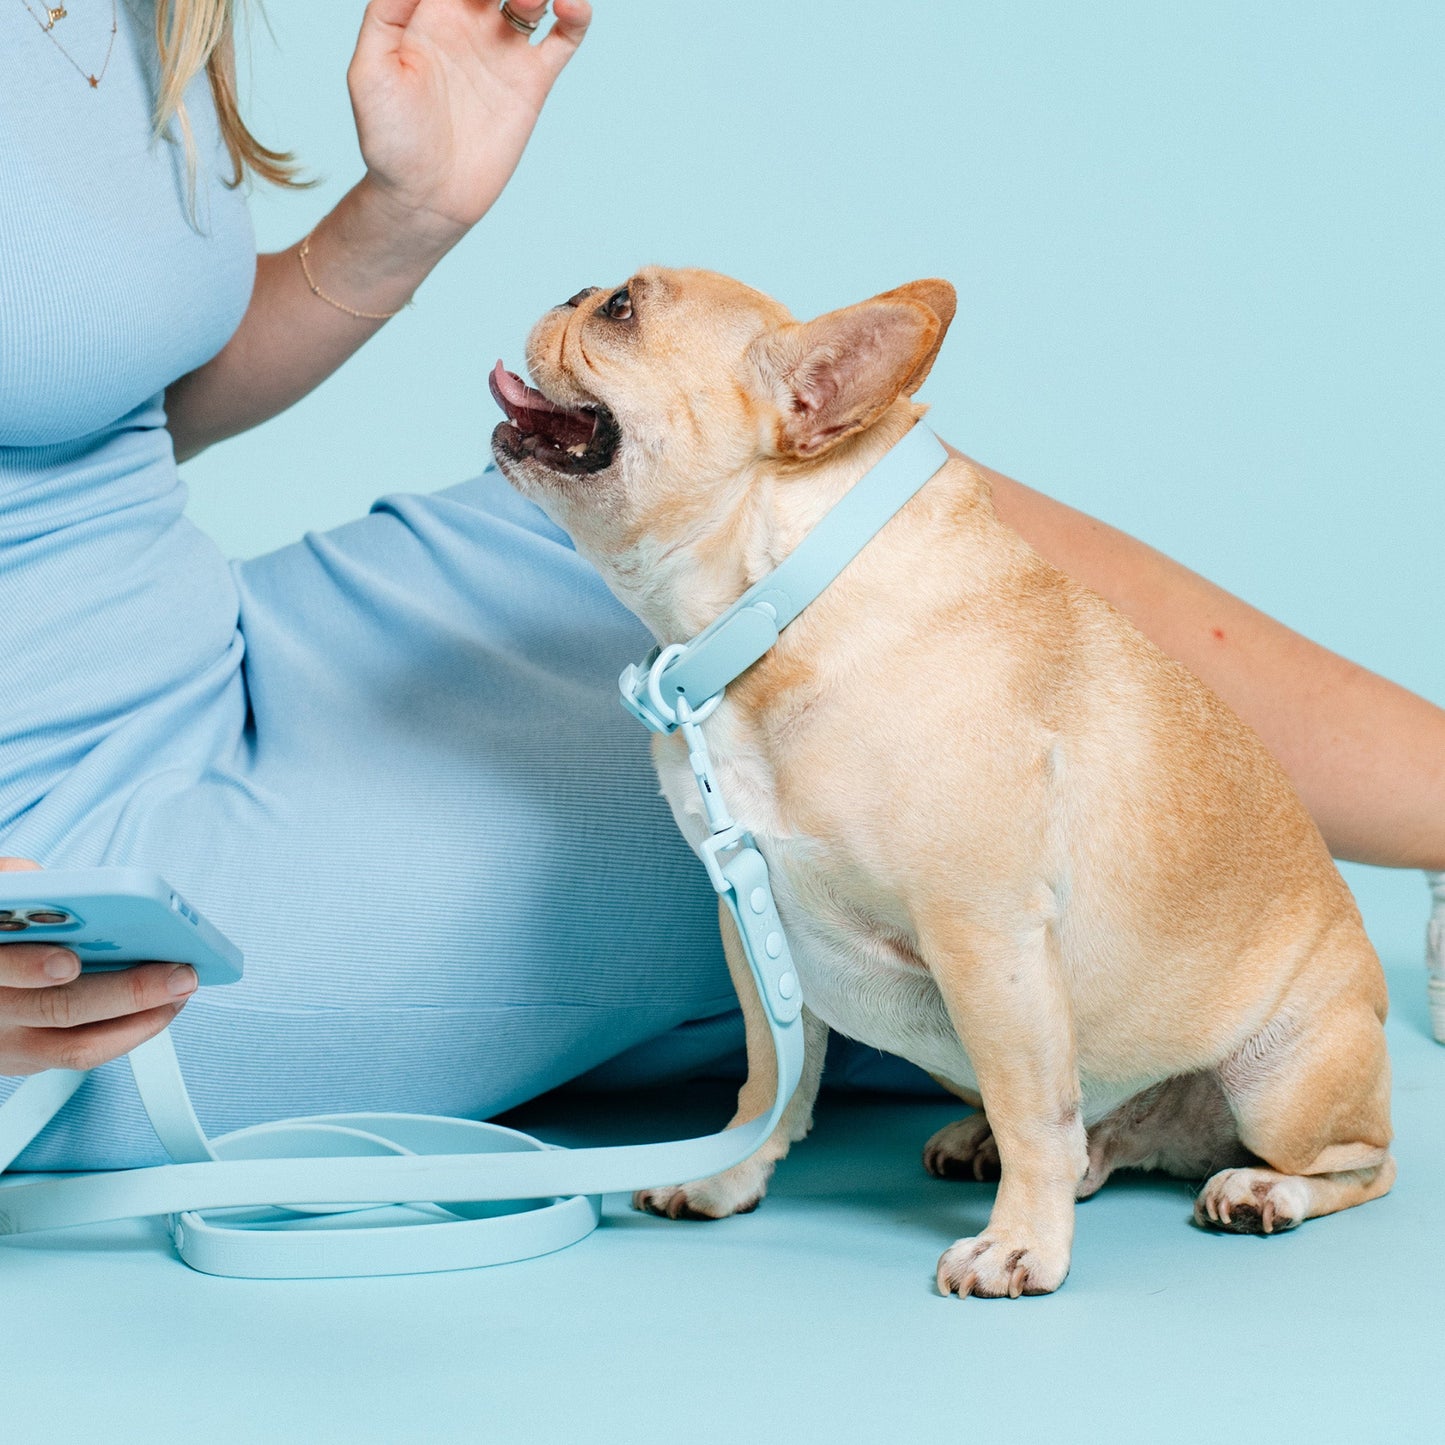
[0,917,28,931]
[23,910,71,925]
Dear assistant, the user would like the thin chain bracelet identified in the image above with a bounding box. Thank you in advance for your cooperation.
[297,230,412,321]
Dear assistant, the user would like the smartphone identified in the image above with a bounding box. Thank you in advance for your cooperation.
[0,868,243,986]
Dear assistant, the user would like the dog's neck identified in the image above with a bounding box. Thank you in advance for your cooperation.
[625,402,986,646]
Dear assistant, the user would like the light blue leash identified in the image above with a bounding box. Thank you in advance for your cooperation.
[0,424,949,1279]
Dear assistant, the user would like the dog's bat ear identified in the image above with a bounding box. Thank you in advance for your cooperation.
[753,280,956,460]
[877,279,956,396]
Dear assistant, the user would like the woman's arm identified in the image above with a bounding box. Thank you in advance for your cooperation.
[977,456,1445,872]
[166,0,591,463]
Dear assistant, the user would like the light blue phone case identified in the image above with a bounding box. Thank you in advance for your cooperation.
[0,868,243,986]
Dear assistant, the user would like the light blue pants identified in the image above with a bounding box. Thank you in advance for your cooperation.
[2,470,934,1170]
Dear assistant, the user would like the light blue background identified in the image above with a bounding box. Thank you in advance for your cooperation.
[10,7,1444,1437]
[189,0,1445,963]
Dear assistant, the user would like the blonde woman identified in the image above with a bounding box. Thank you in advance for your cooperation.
[2,1,1441,1175]
[0,0,763,1167]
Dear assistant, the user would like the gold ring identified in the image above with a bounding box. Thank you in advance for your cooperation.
[499,2,540,35]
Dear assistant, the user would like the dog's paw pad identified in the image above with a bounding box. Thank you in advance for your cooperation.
[936,1234,1069,1298]
[923,1113,1000,1181]
[1194,1168,1308,1235]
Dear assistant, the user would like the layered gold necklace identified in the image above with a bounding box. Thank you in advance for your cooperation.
[17,0,118,90]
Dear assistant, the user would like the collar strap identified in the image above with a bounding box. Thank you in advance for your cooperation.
[620,422,950,732]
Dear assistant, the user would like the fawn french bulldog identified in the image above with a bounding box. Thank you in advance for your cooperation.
[489,267,1393,1297]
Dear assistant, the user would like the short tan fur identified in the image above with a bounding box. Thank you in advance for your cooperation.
[491,267,1393,1298]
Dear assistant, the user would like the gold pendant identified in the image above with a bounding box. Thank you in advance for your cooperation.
[44,5,67,27]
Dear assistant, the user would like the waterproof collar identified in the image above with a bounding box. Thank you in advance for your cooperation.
[620,422,951,733]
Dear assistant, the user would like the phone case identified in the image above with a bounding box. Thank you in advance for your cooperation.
[0,868,244,986]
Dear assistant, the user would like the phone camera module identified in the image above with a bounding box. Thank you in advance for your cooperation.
[0,913,28,931]
[23,909,73,925]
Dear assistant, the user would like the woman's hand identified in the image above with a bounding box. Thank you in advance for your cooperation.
[0,858,196,1077]
[165,0,593,461]
[348,0,593,257]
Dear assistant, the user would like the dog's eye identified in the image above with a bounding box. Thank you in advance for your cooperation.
[601,287,633,321]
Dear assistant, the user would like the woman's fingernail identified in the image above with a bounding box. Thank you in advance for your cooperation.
[43,950,78,980]
[167,965,198,997]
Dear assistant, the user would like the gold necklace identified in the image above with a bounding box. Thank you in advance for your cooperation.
[17,0,118,90]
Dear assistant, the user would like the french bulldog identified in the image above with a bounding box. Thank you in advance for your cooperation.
[489,267,1393,1297]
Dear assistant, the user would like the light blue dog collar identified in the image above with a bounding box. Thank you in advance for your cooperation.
[621,421,951,733]
[0,423,949,1279]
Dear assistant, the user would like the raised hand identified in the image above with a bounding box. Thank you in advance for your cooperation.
[348,0,593,251]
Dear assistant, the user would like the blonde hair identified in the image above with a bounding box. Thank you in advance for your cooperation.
[152,0,301,188]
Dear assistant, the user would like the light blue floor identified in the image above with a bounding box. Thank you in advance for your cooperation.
[2,960,1440,1445]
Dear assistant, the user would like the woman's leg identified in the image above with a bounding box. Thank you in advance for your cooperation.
[976,457,1445,872]
[0,472,745,1170]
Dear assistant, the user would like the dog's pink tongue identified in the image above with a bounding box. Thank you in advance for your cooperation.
[490,361,545,416]
[489,360,599,449]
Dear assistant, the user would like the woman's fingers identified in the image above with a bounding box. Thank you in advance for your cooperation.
[493,0,593,72]
[0,963,197,1074]
[0,858,74,987]
[0,856,194,1073]
[352,0,425,71]
[359,0,425,41]
[538,0,592,74]
[12,1002,187,1076]
[500,0,549,25]
[3,961,197,1029]
[0,942,81,988]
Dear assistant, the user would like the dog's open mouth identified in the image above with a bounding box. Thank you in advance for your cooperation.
[490,361,620,475]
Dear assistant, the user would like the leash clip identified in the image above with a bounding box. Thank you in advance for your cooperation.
[618,643,723,735]
[697,823,747,897]
[618,647,740,897]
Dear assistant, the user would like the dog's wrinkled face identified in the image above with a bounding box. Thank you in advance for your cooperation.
[490,266,955,628]
[490,268,789,521]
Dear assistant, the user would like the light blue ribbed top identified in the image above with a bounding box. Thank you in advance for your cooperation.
[0,1,256,855]
[0,2,255,445]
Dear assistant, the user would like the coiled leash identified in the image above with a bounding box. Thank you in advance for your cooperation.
[0,424,949,1278]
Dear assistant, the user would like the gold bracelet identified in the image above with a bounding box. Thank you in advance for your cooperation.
[297,230,411,321]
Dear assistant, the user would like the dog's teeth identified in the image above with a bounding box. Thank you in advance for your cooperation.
[566,443,587,457]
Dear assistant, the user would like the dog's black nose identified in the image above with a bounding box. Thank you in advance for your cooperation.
[562,288,601,309]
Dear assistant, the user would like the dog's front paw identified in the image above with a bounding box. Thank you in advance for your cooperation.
[935,1233,1070,1299]
[923,1112,1000,1181]
[632,1156,776,1221]
[1194,1168,1309,1235]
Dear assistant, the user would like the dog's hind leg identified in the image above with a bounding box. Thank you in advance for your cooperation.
[922,1076,997,1181]
[924,1109,1001,1181]
[943,1071,1250,1198]
[1075,1071,1252,1199]
[929,1071,1247,1194]
[1195,1159,1396,1233]
[1198,926,1395,1234]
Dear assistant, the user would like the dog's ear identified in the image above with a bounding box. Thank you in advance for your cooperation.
[878,279,956,396]
[753,279,956,460]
